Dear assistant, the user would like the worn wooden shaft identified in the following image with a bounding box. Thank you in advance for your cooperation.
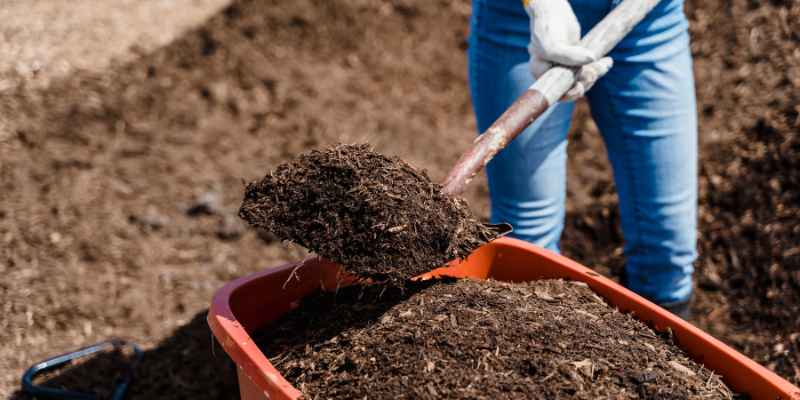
[441,0,660,196]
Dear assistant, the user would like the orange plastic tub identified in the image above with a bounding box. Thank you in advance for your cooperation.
[208,237,800,400]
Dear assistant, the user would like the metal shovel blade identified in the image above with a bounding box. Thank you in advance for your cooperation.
[483,222,513,239]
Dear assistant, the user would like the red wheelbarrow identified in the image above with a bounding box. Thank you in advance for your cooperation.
[208,237,800,400]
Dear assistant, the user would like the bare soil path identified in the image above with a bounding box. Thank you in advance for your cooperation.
[0,0,228,89]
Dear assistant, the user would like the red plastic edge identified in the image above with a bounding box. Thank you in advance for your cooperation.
[208,263,302,400]
[208,237,800,400]
[208,257,350,400]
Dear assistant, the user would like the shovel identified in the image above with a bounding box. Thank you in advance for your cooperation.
[441,0,661,196]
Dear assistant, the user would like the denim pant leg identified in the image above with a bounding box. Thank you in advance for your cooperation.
[468,0,574,253]
[587,31,698,304]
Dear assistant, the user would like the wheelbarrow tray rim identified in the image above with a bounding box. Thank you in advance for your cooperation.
[208,237,800,400]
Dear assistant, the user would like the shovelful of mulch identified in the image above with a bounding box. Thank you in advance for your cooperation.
[239,144,499,284]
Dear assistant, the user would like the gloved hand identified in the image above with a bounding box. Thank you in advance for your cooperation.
[523,0,613,101]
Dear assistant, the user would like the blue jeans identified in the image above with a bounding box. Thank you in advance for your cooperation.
[468,0,697,304]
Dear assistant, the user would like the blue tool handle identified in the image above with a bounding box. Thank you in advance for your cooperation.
[20,339,142,400]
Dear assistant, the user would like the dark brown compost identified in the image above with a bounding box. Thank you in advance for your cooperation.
[5,0,800,395]
[257,278,734,399]
[239,144,498,283]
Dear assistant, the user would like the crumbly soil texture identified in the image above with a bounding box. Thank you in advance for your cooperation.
[239,144,498,284]
[257,279,733,399]
[3,0,800,397]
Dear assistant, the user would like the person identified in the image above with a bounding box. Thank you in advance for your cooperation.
[468,0,696,318]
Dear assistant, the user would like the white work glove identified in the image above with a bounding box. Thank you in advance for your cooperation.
[524,0,613,101]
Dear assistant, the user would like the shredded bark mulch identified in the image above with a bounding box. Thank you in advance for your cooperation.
[5,0,800,396]
[239,144,499,284]
[257,279,734,399]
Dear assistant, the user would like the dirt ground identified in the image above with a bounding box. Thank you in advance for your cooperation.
[1,0,797,398]
[0,0,228,91]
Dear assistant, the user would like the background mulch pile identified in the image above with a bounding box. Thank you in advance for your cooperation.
[239,144,498,283]
[258,279,733,399]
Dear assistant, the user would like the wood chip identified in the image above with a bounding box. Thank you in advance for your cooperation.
[572,359,594,378]
[425,360,435,373]
[575,309,599,320]
[534,288,556,302]
[669,360,697,377]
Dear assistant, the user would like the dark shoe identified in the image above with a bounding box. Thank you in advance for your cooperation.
[619,270,692,320]
[657,298,691,320]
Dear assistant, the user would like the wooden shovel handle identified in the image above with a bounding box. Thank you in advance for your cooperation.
[441,0,661,196]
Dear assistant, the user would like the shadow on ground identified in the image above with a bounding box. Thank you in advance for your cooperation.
[10,312,239,400]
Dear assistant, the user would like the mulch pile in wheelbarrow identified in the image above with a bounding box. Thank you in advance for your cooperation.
[239,144,499,284]
[257,279,733,399]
